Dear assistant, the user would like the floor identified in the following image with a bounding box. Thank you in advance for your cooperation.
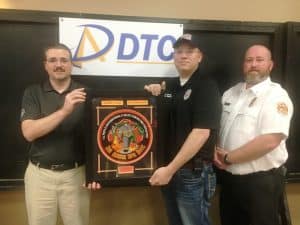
[0,183,299,225]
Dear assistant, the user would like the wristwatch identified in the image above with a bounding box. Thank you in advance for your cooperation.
[223,153,232,165]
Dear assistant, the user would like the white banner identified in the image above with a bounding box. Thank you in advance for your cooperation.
[59,17,183,77]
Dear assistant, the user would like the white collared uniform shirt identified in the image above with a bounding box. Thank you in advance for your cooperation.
[219,77,293,175]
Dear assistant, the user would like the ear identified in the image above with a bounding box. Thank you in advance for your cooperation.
[198,50,203,63]
[269,60,274,72]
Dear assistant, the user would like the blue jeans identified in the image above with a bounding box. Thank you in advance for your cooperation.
[161,163,216,225]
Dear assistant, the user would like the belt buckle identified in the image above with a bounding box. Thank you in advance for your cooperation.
[50,164,64,170]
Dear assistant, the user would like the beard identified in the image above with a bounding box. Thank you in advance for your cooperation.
[244,70,269,85]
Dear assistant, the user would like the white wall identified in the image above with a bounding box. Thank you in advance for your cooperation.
[0,0,300,22]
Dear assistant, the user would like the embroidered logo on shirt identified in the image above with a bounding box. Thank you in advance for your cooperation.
[184,89,192,100]
[164,93,172,98]
[277,102,288,115]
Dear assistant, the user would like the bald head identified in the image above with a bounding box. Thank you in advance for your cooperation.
[245,45,272,61]
[243,45,274,87]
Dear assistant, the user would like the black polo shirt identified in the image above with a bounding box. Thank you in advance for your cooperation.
[20,80,85,165]
[164,63,221,162]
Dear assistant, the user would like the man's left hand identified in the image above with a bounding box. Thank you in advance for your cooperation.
[83,181,101,190]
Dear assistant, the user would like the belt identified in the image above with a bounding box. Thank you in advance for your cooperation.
[30,159,84,171]
[182,158,211,170]
[224,166,286,178]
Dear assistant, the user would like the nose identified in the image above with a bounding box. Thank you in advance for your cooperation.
[55,60,63,66]
[179,52,188,58]
[250,59,258,68]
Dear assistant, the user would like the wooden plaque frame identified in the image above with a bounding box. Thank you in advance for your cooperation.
[85,91,157,186]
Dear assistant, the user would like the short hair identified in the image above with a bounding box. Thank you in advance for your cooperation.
[44,43,72,61]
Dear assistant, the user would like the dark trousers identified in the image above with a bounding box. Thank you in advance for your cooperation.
[219,167,285,225]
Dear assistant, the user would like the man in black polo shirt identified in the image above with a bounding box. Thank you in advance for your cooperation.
[20,44,100,225]
[145,34,221,225]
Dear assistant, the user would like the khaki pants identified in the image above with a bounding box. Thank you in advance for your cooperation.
[25,162,91,225]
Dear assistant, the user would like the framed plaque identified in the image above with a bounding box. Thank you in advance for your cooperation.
[85,93,157,186]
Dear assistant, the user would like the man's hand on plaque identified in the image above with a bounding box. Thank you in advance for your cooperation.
[144,81,166,96]
[83,181,101,190]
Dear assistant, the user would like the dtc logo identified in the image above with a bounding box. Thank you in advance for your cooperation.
[72,24,176,67]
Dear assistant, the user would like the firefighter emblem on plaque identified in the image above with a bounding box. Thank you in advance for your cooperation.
[90,97,157,184]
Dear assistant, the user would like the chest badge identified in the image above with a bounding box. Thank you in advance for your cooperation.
[248,97,257,107]
[184,89,192,100]
[20,108,25,119]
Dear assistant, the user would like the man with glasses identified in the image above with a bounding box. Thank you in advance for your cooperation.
[20,44,100,225]
[145,34,221,225]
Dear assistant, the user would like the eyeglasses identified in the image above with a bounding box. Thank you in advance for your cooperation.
[174,49,199,56]
[244,56,270,63]
[46,57,71,64]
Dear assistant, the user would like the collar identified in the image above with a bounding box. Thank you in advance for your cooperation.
[180,77,189,86]
[241,77,271,96]
[178,65,201,87]
[42,79,75,94]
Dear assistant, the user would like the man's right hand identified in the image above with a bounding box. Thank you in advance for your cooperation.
[144,81,166,96]
[213,146,229,170]
[21,88,87,142]
[61,88,86,115]
[149,166,174,186]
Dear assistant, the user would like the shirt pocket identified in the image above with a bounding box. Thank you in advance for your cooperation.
[235,107,259,134]
[220,104,232,128]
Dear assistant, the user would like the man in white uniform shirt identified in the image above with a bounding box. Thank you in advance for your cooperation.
[214,44,293,225]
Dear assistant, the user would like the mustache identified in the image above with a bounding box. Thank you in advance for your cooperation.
[54,67,65,72]
[249,69,259,72]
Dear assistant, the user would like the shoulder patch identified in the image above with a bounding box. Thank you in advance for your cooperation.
[277,102,288,115]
